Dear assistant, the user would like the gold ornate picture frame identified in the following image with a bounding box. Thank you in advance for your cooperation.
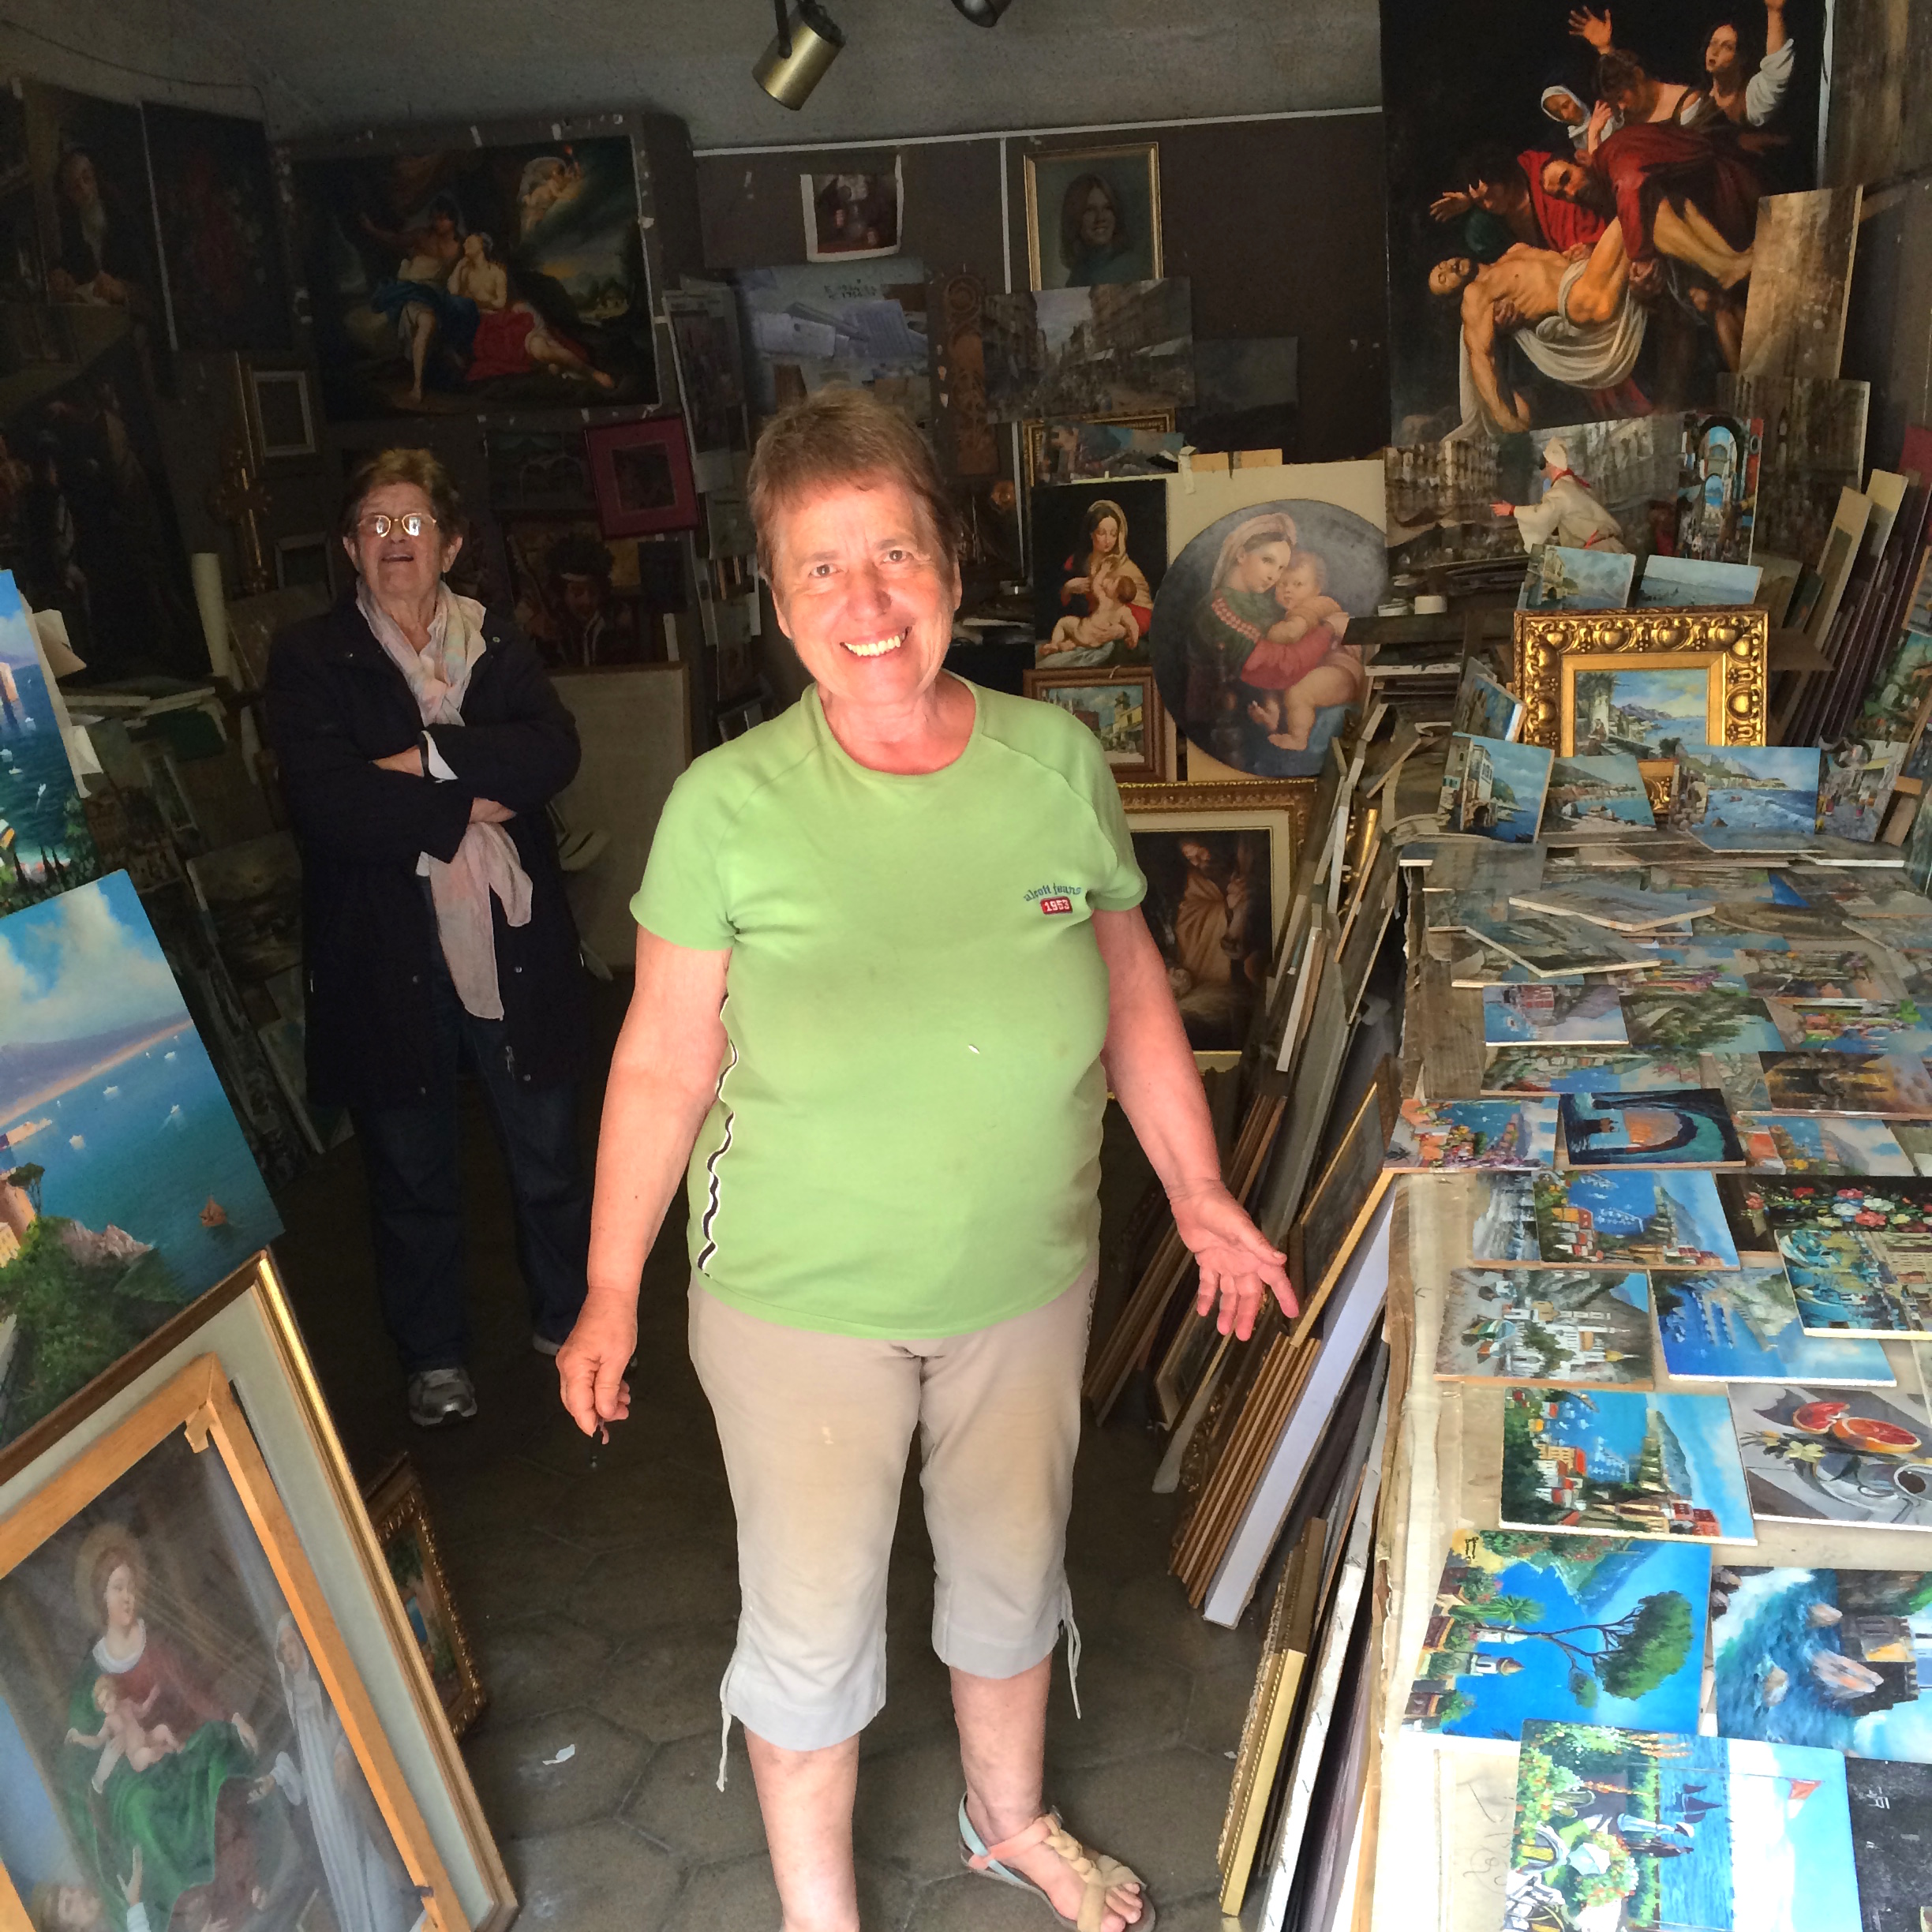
[1512,607,1769,756]
[1022,141,1163,292]
[1024,666,1170,781]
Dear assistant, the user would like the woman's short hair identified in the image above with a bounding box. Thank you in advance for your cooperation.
[339,447,462,543]
[747,388,957,580]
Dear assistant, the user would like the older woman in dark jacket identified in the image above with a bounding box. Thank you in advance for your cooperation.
[268,447,591,1427]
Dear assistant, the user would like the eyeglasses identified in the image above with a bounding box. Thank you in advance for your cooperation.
[358,512,439,538]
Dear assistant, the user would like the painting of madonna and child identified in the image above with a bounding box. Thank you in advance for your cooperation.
[291,134,657,420]
[1148,497,1388,778]
[1381,0,1827,443]
[0,1428,428,1932]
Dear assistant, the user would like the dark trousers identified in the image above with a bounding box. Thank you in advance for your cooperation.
[350,951,590,1374]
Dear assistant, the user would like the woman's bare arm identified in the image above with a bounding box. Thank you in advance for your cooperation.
[1091,908,1294,1337]
[556,929,732,1434]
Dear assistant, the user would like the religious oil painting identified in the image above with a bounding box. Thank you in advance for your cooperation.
[1728,1385,1932,1532]
[1402,1531,1705,1738]
[980,279,1194,423]
[0,874,282,1445]
[1148,498,1387,779]
[1023,143,1162,291]
[1503,1722,1859,1932]
[1567,665,1712,760]
[0,1395,440,1931]
[21,83,159,320]
[1540,752,1654,839]
[1028,479,1167,668]
[1499,1386,1756,1542]
[1653,1268,1896,1385]
[1131,826,1274,1056]
[1434,1267,1653,1384]
[1559,1088,1744,1168]
[500,515,652,671]
[1021,668,1166,781]
[291,133,657,420]
[1385,1097,1559,1171]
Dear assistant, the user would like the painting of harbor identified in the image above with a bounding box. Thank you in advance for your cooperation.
[1530,1169,1740,1271]
[1654,1268,1895,1386]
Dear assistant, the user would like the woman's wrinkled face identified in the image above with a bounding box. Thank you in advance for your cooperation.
[1091,515,1120,557]
[767,474,960,714]
[1545,90,1586,125]
[1230,540,1291,595]
[1080,186,1118,249]
[343,480,461,608]
[102,1563,137,1633]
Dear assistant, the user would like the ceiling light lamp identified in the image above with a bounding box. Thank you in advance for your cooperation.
[754,0,845,108]
[950,0,1016,23]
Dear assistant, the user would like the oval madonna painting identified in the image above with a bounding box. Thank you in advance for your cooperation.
[1150,499,1387,777]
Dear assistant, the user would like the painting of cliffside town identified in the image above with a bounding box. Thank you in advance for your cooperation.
[1436,1267,1655,1386]
[1404,1530,1708,1740]
[0,872,280,1444]
[1500,1387,1755,1544]
[1473,1167,1741,1269]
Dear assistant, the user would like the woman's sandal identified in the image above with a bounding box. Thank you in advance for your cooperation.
[956,1795,1157,1932]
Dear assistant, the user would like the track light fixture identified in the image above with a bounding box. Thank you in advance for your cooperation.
[950,0,1016,22]
[753,0,845,109]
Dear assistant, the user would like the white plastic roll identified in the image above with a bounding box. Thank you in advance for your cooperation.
[191,552,234,682]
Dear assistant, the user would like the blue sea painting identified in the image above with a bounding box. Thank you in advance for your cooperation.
[1403,1530,1709,1740]
[1638,556,1765,608]
[1714,1568,1932,1764]
[1573,666,1710,759]
[1444,733,1552,844]
[1518,543,1637,612]
[1679,746,1825,847]
[0,573,99,913]
[1654,1269,1896,1384]
[1533,1166,1741,1268]
[0,873,281,1443]
[1541,752,1656,838]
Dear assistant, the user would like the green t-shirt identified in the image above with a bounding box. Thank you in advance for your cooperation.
[631,680,1147,1338]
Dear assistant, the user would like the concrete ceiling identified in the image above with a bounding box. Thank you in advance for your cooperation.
[5,0,1382,148]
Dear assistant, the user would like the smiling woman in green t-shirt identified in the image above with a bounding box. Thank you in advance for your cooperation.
[556,389,1294,1932]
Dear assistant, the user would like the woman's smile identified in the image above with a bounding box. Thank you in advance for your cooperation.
[842,629,908,658]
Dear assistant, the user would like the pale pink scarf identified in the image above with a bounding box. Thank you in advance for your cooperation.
[361,581,532,1020]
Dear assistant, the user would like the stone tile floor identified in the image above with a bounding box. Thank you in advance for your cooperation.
[271,992,1261,1930]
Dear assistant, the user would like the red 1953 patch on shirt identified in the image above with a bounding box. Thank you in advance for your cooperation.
[1039,896,1074,915]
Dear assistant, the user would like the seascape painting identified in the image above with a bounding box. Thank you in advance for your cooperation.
[1403,1531,1706,1739]
[0,874,282,1444]
[1386,1097,1558,1170]
[0,578,101,916]
[1730,1386,1932,1531]
[1738,1113,1915,1178]
[1672,746,1823,846]
[1518,545,1636,613]
[1440,734,1554,842]
[1653,1268,1896,1385]
[1768,1002,1932,1058]
[1540,753,1655,840]
[1570,666,1709,759]
[1435,1267,1653,1384]
[1635,556,1763,608]
[1450,659,1523,742]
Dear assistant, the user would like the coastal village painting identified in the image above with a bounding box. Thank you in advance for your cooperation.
[1436,1269,1654,1387]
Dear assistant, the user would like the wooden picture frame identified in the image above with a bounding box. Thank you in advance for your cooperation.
[1021,409,1176,488]
[585,415,700,538]
[1022,665,1169,781]
[241,358,318,462]
[0,1355,466,1931]
[362,1455,486,1740]
[1286,1058,1401,1305]
[1023,141,1163,292]
[1512,606,1769,756]
[0,1253,517,1929]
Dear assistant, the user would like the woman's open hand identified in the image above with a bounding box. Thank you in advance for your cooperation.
[1170,1181,1296,1341]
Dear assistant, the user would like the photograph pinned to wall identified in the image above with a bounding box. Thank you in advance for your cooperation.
[1636,556,1765,607]
[483,425,593,511]
[981,279,1194,424]
[140,104,292,352]
[801,159,902,262]
[1021,668,1166,781]
[1385,1097,1559,1170]
[1539,751,1654,841]
[1129,814,1285,1058]
[0,873,282,1447]
[1500,1385,1757,1541]
[1481,980,1630,1046]
[1148,495,1386,779]
[1737,185,1863,381]
[1028,417,1183,487]
[1559,1088,1745,1168]
[1440,733,1554,842]
[1714,1568,1932,1764]
[0,577,101,915]
[21,82,159,320]
[1503,1723,1859,1932]
[290,132,657,420]
[735,257,930,426]
[1676,410,1762,563]
[1450,658,1523,742]
[1517,544,1636,613]
[1028,480,1166,668]
[1818,738,1908,842]
[663,280,748,492]
[1739,1112,1916,1177]
[500,515,653,670]
[1022,142,1161,291]
[1529,1167,1742,1269]
[1380,0,1826,444]
[586,416,698,538]
[1402,1530,1704,1738]
[1655,1268,1896,1384]
[1181,338,1299,459]
[1433,1267,1654,1384]
[1728,1386,1932,1531]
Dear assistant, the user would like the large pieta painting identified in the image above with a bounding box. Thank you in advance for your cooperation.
[1380,0,1827,441]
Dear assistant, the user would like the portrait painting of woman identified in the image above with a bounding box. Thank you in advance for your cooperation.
[1151,496,1387,778]
[1024,144,1163,290]
[1029,479,1166,668]
[1131,828,1273,1054]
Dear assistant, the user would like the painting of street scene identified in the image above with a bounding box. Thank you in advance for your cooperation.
[981,279,1196,422]
[1530,1168,1741,1270]
[1505,1722,1859,1932]
[1404,1531,1706,1739]
[1729,1385,1932,1533]
[0,874,281,1444]
[1654,1269,1893,1386]
[1436,1267,1654,1385]
[1569,666,1710,760]
[1500,1387,1755,1542]
[1713,1567,1932,1760]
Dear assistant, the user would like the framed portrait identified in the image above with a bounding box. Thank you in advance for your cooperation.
[1022,411,1177,488]
[1023,143,1162,291]
[1030,478,1168,667]
[500,515,655,670]
[242,362,317,462]
[0,1254,516,1927]
[800,160,902,263]
[1122,792,1304,1061]
[1023,666,1168,781]
[586,416,699,538]
[21,82,159,317]
[0,1355,470,1930]
[361,1455,485,1741]
[1511,606,1769,756]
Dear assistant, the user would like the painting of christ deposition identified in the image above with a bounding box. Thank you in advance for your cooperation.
[1380,0,1826,444]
